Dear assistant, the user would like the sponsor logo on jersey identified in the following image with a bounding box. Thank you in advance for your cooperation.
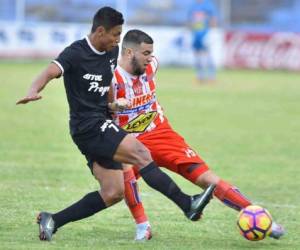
[110,64,115,74]
[122,111,157,133]
[116,92,155,115]
[83,73,102,81]
[88,82,110,96]
[118,101,153,115]
[83,73,109,96]
[132,80,143,95]
[130,93,155,108]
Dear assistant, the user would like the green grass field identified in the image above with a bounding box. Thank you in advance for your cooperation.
[1,62,300,249]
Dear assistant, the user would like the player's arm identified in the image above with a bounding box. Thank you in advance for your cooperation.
[107,83,114,106]
[108,98,130,111]
[16,63,62,105]
[107,82,130,112]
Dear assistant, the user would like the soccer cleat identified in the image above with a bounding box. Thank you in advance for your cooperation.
[135,223,152,241]
[269,222,285,239]
[37,212,56,241]
[185,184,216,221]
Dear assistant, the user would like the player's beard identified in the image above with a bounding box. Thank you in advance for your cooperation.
[131,56,145,75]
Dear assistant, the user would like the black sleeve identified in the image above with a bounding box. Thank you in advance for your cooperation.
[53,44,79,75]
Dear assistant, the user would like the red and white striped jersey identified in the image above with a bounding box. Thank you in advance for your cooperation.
[112,57,165,137]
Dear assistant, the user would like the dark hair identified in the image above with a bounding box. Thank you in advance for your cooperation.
[91,6,124,32]
[122,29,153,46]
[121,29,153,54]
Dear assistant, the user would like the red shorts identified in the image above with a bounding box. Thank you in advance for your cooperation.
[135,119,209,183]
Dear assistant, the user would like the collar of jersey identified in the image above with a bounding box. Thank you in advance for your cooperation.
[117,65,143,86]
[85,36,106,55]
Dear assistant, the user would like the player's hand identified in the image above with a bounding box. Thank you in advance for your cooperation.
[16,94,42,105]
[108,98,130,111]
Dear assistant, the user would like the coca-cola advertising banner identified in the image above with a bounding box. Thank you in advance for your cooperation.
[225,31,300,71]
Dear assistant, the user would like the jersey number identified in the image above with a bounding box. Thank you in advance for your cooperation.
[100,120,119,132]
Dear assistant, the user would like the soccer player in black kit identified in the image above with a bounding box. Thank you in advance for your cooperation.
[17,7,215,241]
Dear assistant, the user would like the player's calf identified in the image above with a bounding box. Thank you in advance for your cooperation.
[213,180,251,211]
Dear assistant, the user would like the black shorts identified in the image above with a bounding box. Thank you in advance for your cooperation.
[72,119,127,171]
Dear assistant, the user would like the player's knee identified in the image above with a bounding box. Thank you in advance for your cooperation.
[112,189,124,203]
[131,142,152,167]
[101,186,124,205]
[100,183,124,206]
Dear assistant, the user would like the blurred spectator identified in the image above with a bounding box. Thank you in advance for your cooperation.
[188,0,218,83]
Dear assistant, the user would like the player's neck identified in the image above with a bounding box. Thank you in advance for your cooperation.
[88,34,106,52]
[119,59,136,76]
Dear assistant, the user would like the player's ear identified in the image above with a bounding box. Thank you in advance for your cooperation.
[126,48,134,58]
[96,26,106,36]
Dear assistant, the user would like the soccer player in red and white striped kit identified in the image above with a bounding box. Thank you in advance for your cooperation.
[109,29,285,241]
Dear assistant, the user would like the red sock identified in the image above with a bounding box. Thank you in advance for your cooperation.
[124,168,148,224]
[214,180,252,211]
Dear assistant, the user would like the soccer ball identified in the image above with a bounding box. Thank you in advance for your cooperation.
[237,205,272,241]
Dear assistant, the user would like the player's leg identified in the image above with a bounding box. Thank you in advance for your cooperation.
[124,166,146,223]
[94,162,124,206]
[114,134,215,221]
[37,162,124,241]
[123,165,151,241]
[179,165,284,239]
[193,35,208,83]
[140,120,284,238]
[193,169,285,239]
[140,124,251,211]
[189,168,252,211]
[203,49,216,81]
[194,50,206,82]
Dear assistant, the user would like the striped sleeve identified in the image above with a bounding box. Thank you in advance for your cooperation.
[149,56,159,75]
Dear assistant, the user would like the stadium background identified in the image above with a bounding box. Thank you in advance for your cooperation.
[0,1,300,249]
[1,0,300,70]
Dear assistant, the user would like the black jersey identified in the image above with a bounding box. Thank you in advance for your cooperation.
[53,36,118,136]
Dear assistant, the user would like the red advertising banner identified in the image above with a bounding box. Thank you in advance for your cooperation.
[225,31,300,71]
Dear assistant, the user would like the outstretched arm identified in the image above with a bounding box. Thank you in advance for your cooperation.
[16,63,62,105]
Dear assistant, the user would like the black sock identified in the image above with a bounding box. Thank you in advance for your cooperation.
[52,191,107,229]
[139,162,190,213]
